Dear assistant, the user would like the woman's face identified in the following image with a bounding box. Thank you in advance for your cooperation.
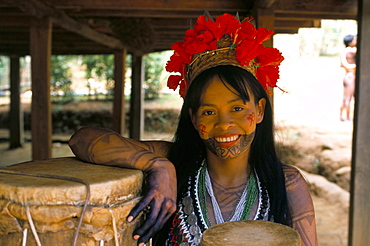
[190,75,266,159]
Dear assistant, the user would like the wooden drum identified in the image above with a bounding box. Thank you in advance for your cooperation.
[200,220,301,246]
[0,157,144,246]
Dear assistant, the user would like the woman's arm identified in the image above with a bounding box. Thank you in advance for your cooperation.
[283,165,318,246]
[69,126,177,246]
[341,47,357,70]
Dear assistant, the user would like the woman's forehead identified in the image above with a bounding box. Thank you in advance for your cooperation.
[200,76,252,103]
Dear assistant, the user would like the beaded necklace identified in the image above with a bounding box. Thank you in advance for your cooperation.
[167,161,270,246]
[200,163,258,226]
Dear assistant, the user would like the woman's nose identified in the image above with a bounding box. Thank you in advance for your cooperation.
[215,113,234,131]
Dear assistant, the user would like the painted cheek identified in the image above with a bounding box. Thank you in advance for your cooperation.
[246,112,255,127]
[198,124,208,137]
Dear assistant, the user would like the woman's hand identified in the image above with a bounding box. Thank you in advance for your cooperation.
[128,161,177,245]
[69,127,177,245]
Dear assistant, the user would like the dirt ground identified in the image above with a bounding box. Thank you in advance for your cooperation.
[0,56,353,245]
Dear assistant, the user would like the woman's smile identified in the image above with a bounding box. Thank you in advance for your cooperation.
[214,134,241,147]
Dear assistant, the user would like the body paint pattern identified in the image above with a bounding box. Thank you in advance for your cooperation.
[203,132,255,159]
[247,112,255,127]
[199,124,208,136]
[284,165,318,246]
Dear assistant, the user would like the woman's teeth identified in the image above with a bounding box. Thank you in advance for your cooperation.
[214,135,239,143]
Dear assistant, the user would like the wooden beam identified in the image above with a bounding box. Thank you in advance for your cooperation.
[256,0,277,8]
[30,17,52,160]
[129,54,144,140]
[256,8,275,103]
[9,55,23,149]
[273,0,357,15]
[274,10,357,20]
[3,0,127,52]
[349,0,370,245]
[112,49,127,135]
[45,0,248,12]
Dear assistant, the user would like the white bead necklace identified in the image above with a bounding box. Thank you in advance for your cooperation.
[205,169,250,225]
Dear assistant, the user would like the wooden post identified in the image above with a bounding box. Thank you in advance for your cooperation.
[348,0,370,245]
[129,54,144,140]
[112,49,127,135]
[256,8,275,104]
[9,56,24,149]
[30,17,52,160]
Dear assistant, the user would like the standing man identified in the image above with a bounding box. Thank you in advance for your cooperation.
[340,34,357,121]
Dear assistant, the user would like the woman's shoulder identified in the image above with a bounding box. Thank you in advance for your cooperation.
[281,164,309,189]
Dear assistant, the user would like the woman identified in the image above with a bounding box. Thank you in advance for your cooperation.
[340,34,357,121]
[69,13,317,246]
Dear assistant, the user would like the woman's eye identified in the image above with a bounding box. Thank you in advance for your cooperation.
[202,110,214,115]
[233,107,243,112]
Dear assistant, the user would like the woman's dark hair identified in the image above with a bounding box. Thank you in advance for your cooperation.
[167,65,290,226]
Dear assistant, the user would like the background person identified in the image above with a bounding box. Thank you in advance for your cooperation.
[340,34,357,121]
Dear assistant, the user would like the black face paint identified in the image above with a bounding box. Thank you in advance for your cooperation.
[203,132,255,159]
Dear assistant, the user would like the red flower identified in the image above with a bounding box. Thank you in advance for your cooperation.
[257,47,284,67]
[256,66,280,89]
[236,43,263,66]
[167,75,182,91]
[255,27,274,44]
[212,14,240,40]
[179,79,190,98]
[165,13,284,98]
[235,20,257,45]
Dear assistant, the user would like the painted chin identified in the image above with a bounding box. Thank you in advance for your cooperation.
[203,133,255,159]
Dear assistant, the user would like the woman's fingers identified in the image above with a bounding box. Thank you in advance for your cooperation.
[135,197,177,245]
[127,194,153,222]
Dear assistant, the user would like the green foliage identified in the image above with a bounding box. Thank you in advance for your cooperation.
[49,51,170,102]
[143,51,169,100]
[82,54,123,100]
[0,56,9,88]
[51,55,76,103]
[82,55,114,81]
[320,20,357,56]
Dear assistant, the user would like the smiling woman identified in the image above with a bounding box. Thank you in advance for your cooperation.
[68,13,317,246]
[189,74,265,160]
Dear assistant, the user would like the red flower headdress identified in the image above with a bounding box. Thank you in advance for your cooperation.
[165,13,284,98]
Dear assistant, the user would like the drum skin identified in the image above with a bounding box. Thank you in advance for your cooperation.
[200,220,301,246]
[0,157,144,246]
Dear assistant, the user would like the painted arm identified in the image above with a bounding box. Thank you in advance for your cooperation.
[283,165,318,246]
[68,126,176,246]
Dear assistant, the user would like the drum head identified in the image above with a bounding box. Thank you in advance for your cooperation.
[200,220,301,246]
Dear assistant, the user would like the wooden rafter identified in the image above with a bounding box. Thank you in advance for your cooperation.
[2,0,128,53]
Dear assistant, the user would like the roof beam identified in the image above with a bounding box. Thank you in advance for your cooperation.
[3,0,128,52]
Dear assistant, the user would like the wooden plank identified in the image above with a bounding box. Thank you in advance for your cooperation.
[112,49,127,135]
[129,54,144,140]
[30,17,52,160]
[348,0,370,245]
[9,56,23,149]
[257,8,275,104]
[46,0,248,11]
[273,0,357,14]
[274,10,356,20]
[3,0,127,52]
[256,0,277,8]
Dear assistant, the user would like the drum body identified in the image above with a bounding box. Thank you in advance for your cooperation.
[0,157,144,246]
[200,220,301,246]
